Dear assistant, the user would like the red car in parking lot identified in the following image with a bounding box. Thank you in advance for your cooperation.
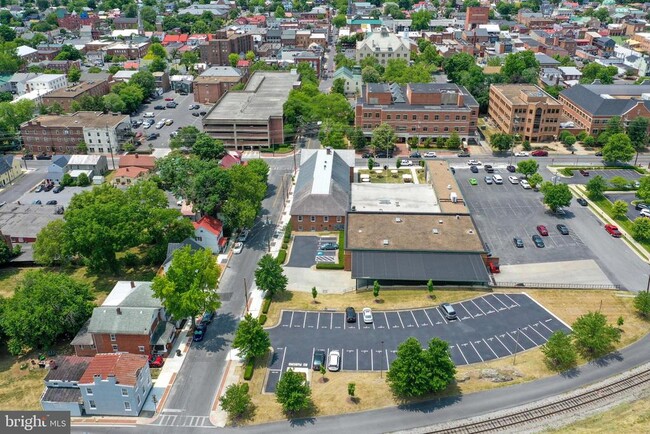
[536,225,549,236]
[605,224,622,238]
[531,150,548,157]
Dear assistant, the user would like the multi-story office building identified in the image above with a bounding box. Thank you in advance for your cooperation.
[356,27,410,67]
[199,31,254,66]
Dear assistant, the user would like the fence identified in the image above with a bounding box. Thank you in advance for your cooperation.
[493,281,621,290]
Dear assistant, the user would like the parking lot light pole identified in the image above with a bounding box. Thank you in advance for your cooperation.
[512,328,521,365]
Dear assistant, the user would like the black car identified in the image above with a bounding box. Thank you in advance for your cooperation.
[532,234,545,248]
[345,307,357,323]
[166,102,178,108]
[513,237,524,248]
[199,111,207,116]
[457,152,470,157]
[484,243,492,257]
[312,350,326,371]
[484,164,494,173]
[191,112,200,117]
[470,165,479,173]
[189,104,200,110]
[410,152,421,158]
[46,200,58,205]
[36,154,52,160]
[193,324,206,342]
[577,198,588,206]
[53,185,64,193]
[154,105,166,110]
[179,91,188,96]
[44,183,54,192]
[361,152,373,158]
[320,242,338,250]
[32,199,41,205]
[22,154,34,160]
[557,224,569,235]
[506,165,516,173]
[146,133,159,140]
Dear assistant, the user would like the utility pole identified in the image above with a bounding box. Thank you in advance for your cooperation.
[512,328,521,365]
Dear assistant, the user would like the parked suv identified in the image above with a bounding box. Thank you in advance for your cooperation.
[439,303,457,320]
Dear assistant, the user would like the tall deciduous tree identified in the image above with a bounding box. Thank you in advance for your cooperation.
[516,159,539,178]
[586,175,607,200]
[255,254,288,299]
[627,117,649,164]
[611,200,628,219]
[631,217,650,242]
[371,123,396,152]
[232,314,271,360]
[602,133,635,164]
[131,71,156,97]
[633,291,650,318]
[33,220,67,266]
[152,246,221,328]
[275,369,312,414]
[67,67,81,83]
[490,132,514,151]
[571,311,621,359]
[541,331,577,372]
[220,383,253,422]
[540,182,573,212]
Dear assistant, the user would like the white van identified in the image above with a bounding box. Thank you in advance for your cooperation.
[493,174,503,184]
[143,112,155,118]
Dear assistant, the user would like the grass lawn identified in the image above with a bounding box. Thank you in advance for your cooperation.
[261,144,294,154]
[0,268,37,299]
[588,195,650,256]
[415,168,426,184]
[358,169,414,184]
[242,288,650,426]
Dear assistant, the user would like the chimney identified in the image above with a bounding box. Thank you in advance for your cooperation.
[130,281,135,288]
[116,307,122,315]
[135,153,139,158]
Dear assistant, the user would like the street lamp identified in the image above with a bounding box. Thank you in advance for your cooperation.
[512,328,521,365]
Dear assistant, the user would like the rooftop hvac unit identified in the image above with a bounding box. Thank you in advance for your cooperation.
[383,239,389,245]
[438,219,443,224]
[450,192,458,203]
[395,217,402,223]
[432,228,439,234]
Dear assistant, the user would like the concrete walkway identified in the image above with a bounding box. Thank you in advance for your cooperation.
[495,259,614,286]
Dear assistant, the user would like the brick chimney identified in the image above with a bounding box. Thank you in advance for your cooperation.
[116,307,122,315]
[130,281,135,288]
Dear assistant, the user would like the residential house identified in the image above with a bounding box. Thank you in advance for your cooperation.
[41,356,92,416]
[113,167,149,185]
[25,74,68,95]
[17,45,39,63]
[66,155,108,178]
[0,156,22,187]
[161,238,204,272]
[114,17,138,30]
[79,353,152,416]
[193,215,226,254]
[47,155,71,183]
[219,151,242,169]
[332,66,363,96]
[118,154,156,171]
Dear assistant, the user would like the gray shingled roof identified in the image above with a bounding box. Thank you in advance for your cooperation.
[0,157,11,176]
[560,84,650,116]
[44,356,92,382]
[88,306,159,335]
[42,387,82,403]
[119,282,160,308]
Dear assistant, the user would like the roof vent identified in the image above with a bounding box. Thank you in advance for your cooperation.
[383,239,389,245]
[467,229,474,234]
[447,184,452,190]
[438,219,443,224]
[432,228,439,234]
[456,215,460,219]
[394,217,402,223]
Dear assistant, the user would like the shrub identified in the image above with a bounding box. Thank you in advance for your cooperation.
[316,263,344,270]
[122,252,139,267]
[276,249,287,264]
[243,359,255,380]
[281,242,288,250]
[259,314,267,325]
[262,298,271,314]
[560,168,574,176]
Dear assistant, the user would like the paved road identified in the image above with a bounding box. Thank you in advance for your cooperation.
[0,159,48,203]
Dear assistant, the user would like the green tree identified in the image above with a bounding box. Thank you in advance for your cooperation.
[103,93,126,113]
[332,78,345,95]
[148,43,167,59]
[606,116,624,135]
[446,132,461,149]
[149,57,167,72]
[77,141,88,154]
[427,279,435,299]
[371,123,396,153]
[311,286,318,303]
[33,220,67,266]
[627,117,649,163]
[220,383,253,422]
[516,159,539,178]
[347,382,356,399]
[386,337,456,397]
[348,127,367,150]
[232,314,271,360]
[367,157,375,171]
[572,311,621,359]
[602,133,635,164]
[490,132,514,151]
[633,291,650,318]
[580,63,617,84]
[76,172,90,187]
[54,45,82,61]
[332,14,347,27]
[275,5,286,18]
[193,133,225,160]
[443,52,475,83]
[152,246,221,328]
[611,200,628,219]
[502,51,540,83]
[609,176,628,190]
[586,175,607,200]
[540,182,573,212]
[222,164,266,229]
[130,70,156,97]
[362,66,381,83]
[373,280,380,302]
[541,331,577,372]
[60,173,74,187]
[67,67,81,83]
[245,51,255,61]
[562,133,576,147]
[632,217,650,242]
[528,172,543,188]
[228,53,240,67]
[275,369,312,415]
[118,84,144,113]
[637,176,650,202]
[411,10,432,30]
[0,271,94,355]
[255,254,288,300]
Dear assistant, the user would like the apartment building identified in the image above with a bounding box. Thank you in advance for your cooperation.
[25,74,68,95]
[198,31,254,66]
[106,41,150,60]
[193,66,245,104]
[355,83,479,141]
[41,79,110,112]
[356,27,410,67]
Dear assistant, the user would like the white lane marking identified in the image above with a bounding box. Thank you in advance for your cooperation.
[519,327,539,346]
[384,312,390,328]
[356,349,359,370]
[289,311,295,328]
[385,349,390,370]
[330,312,333,329]
[506,331,527,351]
[397,312,405,328]
[456,344,469,364]
[482,296,498,313]
[435,307,448,324]
[410,310,419,327]
[279,347,287,372]
[522,292,572,330]
[483,338,499,358]
[503,293,520,307]
[494,334,512,354]
[316,312,321,329]
[491,293,510,309]
[471,299,487,316]
[530,323,549,342]
[469,340,484,362]
[539,320,555,333]
[459,303,474,319]
[303,312,307,328]
[371,348,374,370]
[423,309,434,326]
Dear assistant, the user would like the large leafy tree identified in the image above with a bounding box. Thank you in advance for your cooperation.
[540,182,573,212]
[1,271,94,355]
[33,220,67,266]
[579,63,618,84]
[586,175,607,200]
[220,383,253,422]
[222,164,266,229]
[572,311,621,359]
[232,314,271,360]
[254,254,288,300]
[602,133,635,164]
[633,291,650,318]
[541,331,577,372]
[443,52,475,83]
[627,117,649,163]
[130,71,156,97]
[193,133,225,160]
[152,246,221,327]
[386,337,456,397]
[371,123,397,152]
[170,126,201,150]
[490,132,514,151]
[411,10,432,31]
[118,84,144,113]
[275,369,312,414]
[502,51,540,84]
[516,159,539,178]
[632,217,650,242]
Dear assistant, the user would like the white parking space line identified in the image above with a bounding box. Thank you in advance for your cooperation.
[303,314,307,329]
[344,317,346,330]
[423,309,434,326]
[410,311,419,327]
[503,294,520,307]
[491,294,510,309]
[372,320,375,330]
[458,303,474,319]
[519,327,539,346]
[279,347,287,372]
[529,323,549,342]
[330,313,333,330]
[316,313,320,329]
[385,350,390,370]
[471,299,487,316]
[340,348,344,369]
[482,297,499,313]
[384,312,390,328]
[506,331,527,351]
[289,312,295,328]
[456,344,469,364]
[483,338,499,358]
[371,349,374,370]
[469,341,484,362]
[397,312,405,328]
[356,349,359,370]
[435,307,448,324]
[539,320,555,333]
[494,335,512,354]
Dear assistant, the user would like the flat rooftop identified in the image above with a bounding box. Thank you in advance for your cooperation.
[346,212,483,252]
[0,203,63,239]
[22,111,130,129]
[43,80,106,98]
[351,184,440,213]
[204,71,298,121]
[425,160,469,214]
[491,84,557,105]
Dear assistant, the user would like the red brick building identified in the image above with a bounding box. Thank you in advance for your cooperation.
[198,31,254,66]
[465,6,489,30]
[193,66,245,104]
[57,13,100,31]
[42,79,110,112]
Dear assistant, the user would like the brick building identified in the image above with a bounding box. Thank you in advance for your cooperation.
[355,83,479,142]
[106,42,150,60]
[113,17,138,29]
[465,6,489,30]
[488,84,562,142]
[198,31,254,66]
[57,13,100,31]
[193,66,245,104]
[41,79,110,112]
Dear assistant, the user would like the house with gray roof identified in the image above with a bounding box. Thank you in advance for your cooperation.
[290,148,354,232]
[41,355,92,416]
[333,66,363,96]
[47,155,70,183]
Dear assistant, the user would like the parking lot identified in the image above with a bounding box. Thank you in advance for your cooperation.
[286,235,338,268]
[567,168,642,185]
[18,185,92,208]
[264,293,570,392]
[454,164,592,266]
[605,192,644,222]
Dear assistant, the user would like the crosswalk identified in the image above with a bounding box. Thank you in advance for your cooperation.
[151,414,212,427]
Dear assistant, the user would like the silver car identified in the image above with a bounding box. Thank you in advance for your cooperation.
[327,350,341,372]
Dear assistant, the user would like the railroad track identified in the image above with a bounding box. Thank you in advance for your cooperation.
[427,367,650,433]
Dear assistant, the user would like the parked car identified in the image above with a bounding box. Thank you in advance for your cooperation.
[506,165,516,173]
[361,152,372,158]
[148,355,164,368]
[467,160,482,166]
[44,183,54,192]
[484,164,494,173]
[192,112,200,117]
[513,237,524,248]
[143,112,155,118]
[34,185,43,193]
[53,185,64,193]
[531,150,548,156]
[238,229,250,242]
[532,234,545,248]
[36,154,52,160]
[400,159,414,166]
[484,176,493,184]
[493,174,503,184]
[189,104,200,110]
[164,97,174,101]
[640,209,650,218]
[556,224,569,235]
[577,197,588,206]
[345,307,357,323]
[201,311,215,325]
[327,350,341,371]
[439,303,457,320]
[514,151,529,157]
[409,152,421,158]
[536,225,549,236]
[199,111,207,116]
[579,169,589,176]
[193,323,206,342]
[423,151,437,158]
[508,176,519,184]
[233,242,244,254]
[46,200,58,205]
[470,165,479,173]
[362,307,373,324]
[312,350,326,371]
[636,202,649,211]
[154,105,166,110]
[146,133,159,140]
[605,224,622,237]
[595,151,603,156]
[468,178,478,185]
[165,119,174,126]
[457,151,470,157]
[22,154,34,160]
[32,199,41,205]
[166,101,178,108]
[520,180,531,189]
[320,242,338,250]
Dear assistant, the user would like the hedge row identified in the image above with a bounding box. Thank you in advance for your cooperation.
[262,298,271,314]
[243,358,255,380]
[277,249,287,264]
[315,231,346,270]
[259,314,267,325]
[316,262,344,270]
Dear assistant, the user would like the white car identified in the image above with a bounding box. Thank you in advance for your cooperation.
[493,174,503,184]
[467,160,482,166]
[238,229,250,242]
[423,152,437,158]
[233,242,244,254]
[640,209,650,218]
[327,350,341,371]
[143,122,153,129]
[514,151,529,157]
[155,121,165,129]
[362,307,373,324]
[520,180,531,189]
[508,176,520,184]
[400,159,413,166]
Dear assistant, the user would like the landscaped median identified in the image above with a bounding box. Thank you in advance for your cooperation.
[235,287,650,426]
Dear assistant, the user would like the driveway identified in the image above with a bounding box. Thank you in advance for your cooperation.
[264,293,570,392]
[567,168,642,185]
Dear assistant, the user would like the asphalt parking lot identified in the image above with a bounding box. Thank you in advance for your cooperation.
[286,235,337,268]
[567,169,642,185]
[264,293,570,392]
[605,192,642,222]
[19,185,92,208]
[454,165,592,266]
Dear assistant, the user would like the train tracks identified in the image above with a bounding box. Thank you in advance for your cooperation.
[423,366,650,433]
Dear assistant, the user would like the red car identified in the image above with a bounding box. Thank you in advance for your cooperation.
[531,150,548,157]
[536,225,549,236]
[605,224,622,238]
[148,354,164,368]
[164,97,174,101]
[579,169,589,176]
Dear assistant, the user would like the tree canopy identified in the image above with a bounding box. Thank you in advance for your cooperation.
[232,314,271,360]
[516,159,539,178]
[540,182,573,212]
[371,123,397,152]
[571,311,621,359]
[602,133,635,164]
[275,369,312,414]
[254,254,288,299]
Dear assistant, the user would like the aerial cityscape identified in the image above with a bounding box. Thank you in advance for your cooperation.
[1,0,650,432]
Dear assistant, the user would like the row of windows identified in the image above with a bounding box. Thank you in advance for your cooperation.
[362,124,468,133]
[363,113,470,122]
[87,132,110,137]
[296,215,342,223]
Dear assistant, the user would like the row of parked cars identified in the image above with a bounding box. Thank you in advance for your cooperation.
[193,310,216,342]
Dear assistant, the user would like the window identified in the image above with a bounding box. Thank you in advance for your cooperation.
[89,400,96,409]
[396,115,400,120]
[412,115,417,120]
[445,115,449,121]
[411,127,416,132]
[434,115,439,121]
[138,346,145,353]
[86,388,93,395]
[336,216,342,223]
[423,127,428,132]
[110,334,116,341]
[375,113,379,118]
[310,216,316,222]
[455,116,460,121]
[386,115,391,120]
[323,216,329,222]
[124,402,131,411]
[424,115,429,120]
[121,388,128,397]
[297,215,303,222]
[112,344,118,352]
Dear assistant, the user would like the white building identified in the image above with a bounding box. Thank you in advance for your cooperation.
[25,74,68,95]
[356,27,411,66]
